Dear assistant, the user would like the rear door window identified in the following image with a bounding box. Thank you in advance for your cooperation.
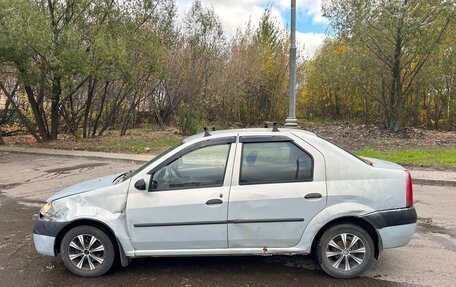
[240,141,313,185]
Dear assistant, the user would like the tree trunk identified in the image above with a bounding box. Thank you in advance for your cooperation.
[121,94,141,136]
[91,81,109,137]
[0,95,7,144]
[98,87,129,136]
[59,105,79,138]
[411,85,422,126]
[83,77,97,138]
[388,18,404,132]
[22,79,49,141]
[50,76,61,140]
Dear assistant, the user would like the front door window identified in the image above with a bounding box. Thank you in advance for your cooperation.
[151,144,230,191]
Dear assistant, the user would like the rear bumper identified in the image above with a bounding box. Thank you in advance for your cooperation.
[362,206,417,250]
[362,206,417,229]
[378,223,416,249]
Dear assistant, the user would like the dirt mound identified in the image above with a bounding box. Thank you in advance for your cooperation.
[301,123,456,149]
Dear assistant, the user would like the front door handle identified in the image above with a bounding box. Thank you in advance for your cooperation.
[304,193,322,200]
[206,199,223,205]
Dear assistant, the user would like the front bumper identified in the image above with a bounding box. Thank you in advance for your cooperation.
[32,218,69,257]
[33,234,56,256]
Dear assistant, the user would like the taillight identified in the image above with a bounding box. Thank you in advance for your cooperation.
[405,170,413,207]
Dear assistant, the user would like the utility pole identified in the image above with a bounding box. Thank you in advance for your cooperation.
[285,0,298,128]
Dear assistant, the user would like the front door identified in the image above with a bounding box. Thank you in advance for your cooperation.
[126,138,236,251]
[227,135,327,248]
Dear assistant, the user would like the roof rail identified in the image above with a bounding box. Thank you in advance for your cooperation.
[203,127,211,137]
[272,122,279,132]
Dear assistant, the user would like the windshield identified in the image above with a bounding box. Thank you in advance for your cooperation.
[114,142,183,183]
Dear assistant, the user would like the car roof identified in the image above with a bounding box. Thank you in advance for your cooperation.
[183,128,318,143]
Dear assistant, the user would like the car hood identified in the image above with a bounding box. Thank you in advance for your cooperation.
[47,173,123,202]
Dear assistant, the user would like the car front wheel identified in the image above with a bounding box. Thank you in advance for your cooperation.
[317,224,374,279]
[60,225,115,277]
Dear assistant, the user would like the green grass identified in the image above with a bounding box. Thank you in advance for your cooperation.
[353,147,456,168]
[102,138,182,154]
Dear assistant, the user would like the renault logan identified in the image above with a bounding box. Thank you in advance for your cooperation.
[33,128,417,278]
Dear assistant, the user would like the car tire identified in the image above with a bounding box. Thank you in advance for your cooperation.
[317,223,374,279]
[60,225,115,277]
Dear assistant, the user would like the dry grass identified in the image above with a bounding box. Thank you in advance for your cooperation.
[4,128,184,155]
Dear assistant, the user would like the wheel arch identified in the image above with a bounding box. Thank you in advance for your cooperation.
[54,218,130,267]
[310,216,382,262]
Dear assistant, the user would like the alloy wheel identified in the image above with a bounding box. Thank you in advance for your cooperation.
[68,234,105,271]
[325,233,366,271]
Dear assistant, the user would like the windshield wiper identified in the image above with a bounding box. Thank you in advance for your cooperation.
[113,170,134,184]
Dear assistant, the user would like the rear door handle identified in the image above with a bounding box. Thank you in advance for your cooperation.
[304,193,322,200]
[206,199,223,205]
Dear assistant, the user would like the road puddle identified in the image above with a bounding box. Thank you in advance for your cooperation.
[417,217,455,238]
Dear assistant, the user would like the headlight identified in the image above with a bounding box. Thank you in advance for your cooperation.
[40,202,60,221]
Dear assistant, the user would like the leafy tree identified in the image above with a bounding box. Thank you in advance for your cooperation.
[226,7,289,125]
[299,39,363,121]
[323,0,455,131]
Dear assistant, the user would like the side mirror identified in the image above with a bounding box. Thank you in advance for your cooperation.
[134,179,147,190]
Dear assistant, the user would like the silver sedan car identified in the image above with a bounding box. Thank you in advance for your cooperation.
[33,128,416,278]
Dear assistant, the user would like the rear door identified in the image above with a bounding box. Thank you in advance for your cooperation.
[227,134,326,248]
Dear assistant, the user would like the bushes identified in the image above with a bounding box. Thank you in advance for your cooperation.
[175,103,205,135]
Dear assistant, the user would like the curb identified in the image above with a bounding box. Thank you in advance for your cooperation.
[413,179,456,187]
[0,146,153,164]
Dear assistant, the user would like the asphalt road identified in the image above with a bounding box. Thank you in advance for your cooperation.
[0,152,455,287]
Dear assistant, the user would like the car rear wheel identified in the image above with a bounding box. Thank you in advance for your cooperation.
[317,224,374,279]
[60,225,115,277]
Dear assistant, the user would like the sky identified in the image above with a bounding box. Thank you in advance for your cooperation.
[176,0,329,58]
